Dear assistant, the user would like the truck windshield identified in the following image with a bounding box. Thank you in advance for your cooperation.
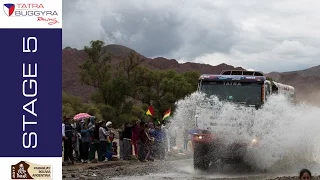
[200,81,262,105]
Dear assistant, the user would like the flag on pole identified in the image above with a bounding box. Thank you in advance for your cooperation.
[146,105,155,116]
[162,108,171,120]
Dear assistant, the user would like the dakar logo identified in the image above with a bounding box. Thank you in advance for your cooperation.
[11,161,32,179]
[11,161,51,179]
[17,163,27,178]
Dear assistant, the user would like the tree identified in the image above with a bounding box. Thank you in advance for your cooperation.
[62,91,84,117]
[80,40,111,88]
[79,40,129,108]
[82,103,103,120]
[117,50,144,81]
[79,40,112,105]
[183,71,200,90]
[131,68,199,119]
[79,40,142,124]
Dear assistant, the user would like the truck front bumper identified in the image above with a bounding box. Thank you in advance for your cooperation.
[191,133,258,163]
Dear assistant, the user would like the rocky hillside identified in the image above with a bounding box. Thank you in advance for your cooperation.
[62,44,244,100]
[284,65,320,78]
[62,44,320,106]
[267,71,320,106]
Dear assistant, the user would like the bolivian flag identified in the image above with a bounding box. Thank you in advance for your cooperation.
[162,108,171,120]
[146,105,155,116]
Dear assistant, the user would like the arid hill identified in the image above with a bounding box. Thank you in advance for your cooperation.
[63,44,320,106]
[273,65,320,78]
[266,72,320,106]
[62,44,244,100]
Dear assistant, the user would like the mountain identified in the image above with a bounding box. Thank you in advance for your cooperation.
[62,44,244,100]
[62,44,320,106]
[268,65,320,78]
[284,65,320,77]
[266,72,320,106]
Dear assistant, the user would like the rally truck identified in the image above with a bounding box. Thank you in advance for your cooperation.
[191,70,294,170]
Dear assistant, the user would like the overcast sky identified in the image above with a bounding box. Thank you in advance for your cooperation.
[63,0,320,73]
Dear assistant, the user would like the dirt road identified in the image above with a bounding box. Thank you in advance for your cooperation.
[63,158,320,180]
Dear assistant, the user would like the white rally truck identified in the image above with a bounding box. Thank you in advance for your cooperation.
[191,70,294,170]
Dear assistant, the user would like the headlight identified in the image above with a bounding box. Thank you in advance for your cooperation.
[194,135,203,139]
[251,138,258,144]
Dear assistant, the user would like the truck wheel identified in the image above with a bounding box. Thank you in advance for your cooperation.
[193,143,210,170]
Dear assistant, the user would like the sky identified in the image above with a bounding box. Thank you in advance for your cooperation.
[62,0,320,73]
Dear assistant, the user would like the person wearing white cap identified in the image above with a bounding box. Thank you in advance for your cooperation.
[106,121,112,127]
[99,121,109,162]
[105,121,113,160]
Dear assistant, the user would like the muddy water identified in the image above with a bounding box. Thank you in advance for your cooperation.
[62,157,320,180]
[108,159,320,180]
[106,160,320,180]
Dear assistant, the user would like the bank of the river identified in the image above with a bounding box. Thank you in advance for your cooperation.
[63,157,320,180]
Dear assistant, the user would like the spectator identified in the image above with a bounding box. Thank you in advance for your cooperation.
[299,169,312,180]
[123,122,137,160]
[156,125,166,160]
[99,121,108,162]
[153,124,161,159]
[131,120,141,157]
[74,120,82,162]
[138,121,146,161]
[105,121,113,161]
[80,121,91,163]
[63,116,74,165]
[118,124,125,160]
[148,122,156,159]
[144,123,155,161]
[89,119,101,163]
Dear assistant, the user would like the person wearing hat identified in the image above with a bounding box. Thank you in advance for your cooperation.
[106,121,112,127]
[105,121,114,161]
[99,121,109,162]
[63,116,74,165]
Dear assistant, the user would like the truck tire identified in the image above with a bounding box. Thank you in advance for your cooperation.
[193,142,210,170]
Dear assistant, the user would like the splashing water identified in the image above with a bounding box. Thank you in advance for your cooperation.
[169,92,320,172]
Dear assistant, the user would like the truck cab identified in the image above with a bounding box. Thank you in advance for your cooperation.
[192,70,267,170]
